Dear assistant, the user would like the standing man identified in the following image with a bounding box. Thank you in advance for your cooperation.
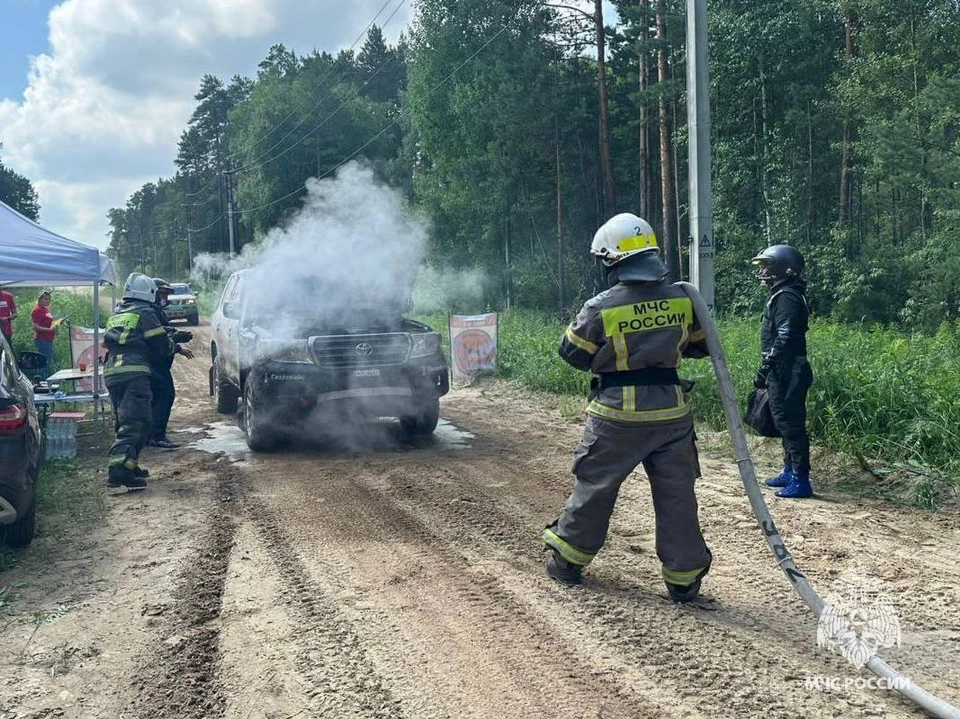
[103,273,176,489]
[750,244,813,499]
[31,290,63,378]
[148,278,194,449]
[540,213,713,603]
[0,286,16,346]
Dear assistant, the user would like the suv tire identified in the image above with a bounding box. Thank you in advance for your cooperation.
[187,314,200,326]
[5,498,36,548]
[243,373,280,452]
[212,355,239,414]
[400,397,441,437]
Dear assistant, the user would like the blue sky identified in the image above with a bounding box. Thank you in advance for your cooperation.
[0,1,615,250]
[0,0,59,100]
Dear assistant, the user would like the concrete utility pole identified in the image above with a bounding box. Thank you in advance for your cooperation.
[224,167,237,256]
[181,203,194,273]
[686,0,715,313]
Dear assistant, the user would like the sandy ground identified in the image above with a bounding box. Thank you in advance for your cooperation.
[0,322,957,719]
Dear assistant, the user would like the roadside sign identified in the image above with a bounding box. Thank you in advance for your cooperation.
[449,313,498,382]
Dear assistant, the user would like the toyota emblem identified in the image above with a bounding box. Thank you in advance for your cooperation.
[355,342,374,357]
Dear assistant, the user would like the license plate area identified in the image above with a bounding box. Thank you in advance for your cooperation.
[354,369,381,378]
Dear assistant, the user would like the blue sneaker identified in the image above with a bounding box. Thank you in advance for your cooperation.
[765,465,793,488]
[776,470,813,499]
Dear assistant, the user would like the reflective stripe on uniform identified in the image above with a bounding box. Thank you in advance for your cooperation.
[587,400,690,424]
[612,332,629,371]
[103,363,150,376]
[540,528,594,566]
[107,312,140,345]
[600,298,693,337]
[564,325,599,354]
[617,233,658,253]
[662,566,706,586]
[144,327,166,338]
[689,329,706,343]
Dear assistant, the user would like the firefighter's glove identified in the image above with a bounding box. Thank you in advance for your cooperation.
[171,330,193,344]
[753,365,770,389]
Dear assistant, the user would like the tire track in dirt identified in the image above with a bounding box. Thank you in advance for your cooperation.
[243,494,405,719]
[350,459,926,718]
[248,459,672,718]
[127,465,241,719]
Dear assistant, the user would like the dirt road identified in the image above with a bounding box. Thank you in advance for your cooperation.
[1,323,957,719]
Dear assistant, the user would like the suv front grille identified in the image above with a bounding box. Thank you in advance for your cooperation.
[310,333,411,368]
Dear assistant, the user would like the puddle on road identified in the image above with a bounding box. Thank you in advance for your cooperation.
[182,417,474,461]
[433,419,474,450]
[185,422,250,461]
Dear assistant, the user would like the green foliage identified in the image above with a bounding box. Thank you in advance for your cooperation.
[0,144,40,220]
[6,290,99,375]
[486,308,959,505]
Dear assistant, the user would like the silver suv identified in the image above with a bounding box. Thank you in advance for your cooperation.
[208,269,450,451]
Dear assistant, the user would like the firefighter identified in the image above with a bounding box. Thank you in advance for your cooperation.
[148,278,194,448]
[540,213,712,602]
[103,273,176,488]
[750,244,813,499]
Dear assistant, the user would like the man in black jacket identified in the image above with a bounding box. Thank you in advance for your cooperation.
[751,244,813,499]
[148,278,194,448]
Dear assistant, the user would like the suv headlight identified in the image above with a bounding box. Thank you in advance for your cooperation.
[186,298,196,305]
[254,339,312,363]
[409,332,441,358]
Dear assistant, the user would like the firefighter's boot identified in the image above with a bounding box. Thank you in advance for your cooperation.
[765,465,793,488]
[775,468,813,499]
[133,467,149,478]
[666,578,702,603]
[545,550,583,586]
[107,466,147,489]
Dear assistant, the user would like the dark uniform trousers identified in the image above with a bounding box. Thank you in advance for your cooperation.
[150,364,175,440]
[107,375,153,472]
[766,358,813,473]
[551,414,712,585]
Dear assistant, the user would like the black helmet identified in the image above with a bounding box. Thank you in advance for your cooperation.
[153,277,172,290]
[750,244,804,286]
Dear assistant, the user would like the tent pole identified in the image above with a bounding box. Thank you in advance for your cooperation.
[93,282,101,429]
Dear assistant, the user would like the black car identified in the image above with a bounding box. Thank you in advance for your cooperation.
[209,269,450,451]
[0,336,43,547]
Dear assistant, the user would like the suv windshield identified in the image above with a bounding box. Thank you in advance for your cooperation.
[171,285,192,295]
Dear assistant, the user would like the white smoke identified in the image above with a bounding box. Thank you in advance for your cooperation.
[411,266,488,314]
[192,162,429,334]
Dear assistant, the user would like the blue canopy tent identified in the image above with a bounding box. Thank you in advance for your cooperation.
[0,198,118,406]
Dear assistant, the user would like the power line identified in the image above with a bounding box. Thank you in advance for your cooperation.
[236,12,519,216]
[188,214,225,233]
[230,0,408,175]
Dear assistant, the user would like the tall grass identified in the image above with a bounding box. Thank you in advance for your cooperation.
[5,288,99,373]
[422,308,959,505]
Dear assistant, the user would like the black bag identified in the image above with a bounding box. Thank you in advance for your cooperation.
[744,388,781,438]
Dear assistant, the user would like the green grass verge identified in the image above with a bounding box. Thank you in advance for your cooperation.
[419,308,959,509]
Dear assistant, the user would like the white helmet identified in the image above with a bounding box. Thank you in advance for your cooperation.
[590,213,667,281]
[122,272,158,303]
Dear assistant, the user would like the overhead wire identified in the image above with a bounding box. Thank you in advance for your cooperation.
[236,10,521,216]
[231,0,402,164]
[230,0,408,175]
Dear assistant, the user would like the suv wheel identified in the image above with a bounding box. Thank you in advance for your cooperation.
[212,355,239,414]
[4,498,36,548]
[400,397,441,437]
[243,374,279,452]
[187,314,200,326]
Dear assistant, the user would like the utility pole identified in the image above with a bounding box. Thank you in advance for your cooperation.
[224,166,237,256]
[686,0,715,313]
[181,202,194,273]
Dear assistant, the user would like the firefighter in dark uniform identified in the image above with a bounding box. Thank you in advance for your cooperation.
[541,213,713,602]
[103,273,176,488]
[750,244,813,499]
[149,278,194,448]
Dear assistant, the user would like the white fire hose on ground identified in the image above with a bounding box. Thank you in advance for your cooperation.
[677,282,960,719]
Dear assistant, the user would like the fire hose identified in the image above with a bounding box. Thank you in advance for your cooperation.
[677,282,960,719]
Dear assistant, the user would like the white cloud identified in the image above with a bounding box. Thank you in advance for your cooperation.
[0,0,412,250]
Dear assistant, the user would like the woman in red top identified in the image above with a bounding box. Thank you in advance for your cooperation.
[0,288,16,346]
[31,290,61,378]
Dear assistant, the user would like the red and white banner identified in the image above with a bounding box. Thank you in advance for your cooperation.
[69,325,107,391]
[449,313,498,382]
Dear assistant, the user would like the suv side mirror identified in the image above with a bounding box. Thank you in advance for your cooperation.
[222,301,241,320]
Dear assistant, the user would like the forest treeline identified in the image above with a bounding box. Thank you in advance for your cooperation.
[84,1,960,328]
